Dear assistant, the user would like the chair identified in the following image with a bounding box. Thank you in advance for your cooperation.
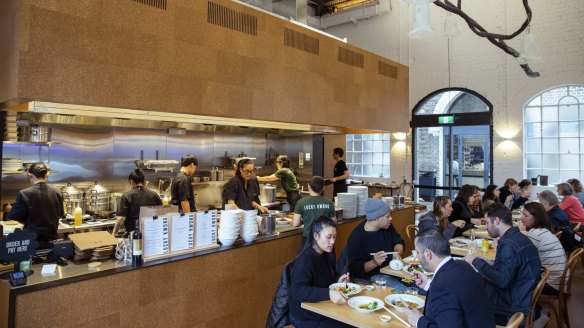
[399,182,414,199]
[525,267,549,328]
[506,312,525,328]
[406,224,418,247]
[540,248,584,328]
[555,230,563,239]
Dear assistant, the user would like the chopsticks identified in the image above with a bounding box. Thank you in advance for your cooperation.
[383,306,411,327]
[369,251,398,255]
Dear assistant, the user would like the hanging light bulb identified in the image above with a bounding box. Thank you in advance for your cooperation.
[409,4,435,38]
[443,14,460,37]
[518,27,542,64]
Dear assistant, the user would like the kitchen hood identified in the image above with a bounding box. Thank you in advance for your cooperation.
[4,101,344,136]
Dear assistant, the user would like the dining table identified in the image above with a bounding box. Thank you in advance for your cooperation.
[301,286,424,327]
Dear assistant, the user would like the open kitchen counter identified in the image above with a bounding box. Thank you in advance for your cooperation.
[0,206,414,328]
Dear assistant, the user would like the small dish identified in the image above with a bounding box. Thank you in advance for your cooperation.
[378,314,392,322]
[365,285,375,291]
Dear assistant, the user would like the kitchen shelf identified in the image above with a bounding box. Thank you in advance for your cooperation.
[3,141,60,145]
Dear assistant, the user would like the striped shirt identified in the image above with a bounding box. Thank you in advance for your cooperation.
[523,228,567,291]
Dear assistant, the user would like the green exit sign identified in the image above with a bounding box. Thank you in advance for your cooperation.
[438,116,454,124]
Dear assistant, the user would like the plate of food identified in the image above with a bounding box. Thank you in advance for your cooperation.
[474,224,487,230]
[329,282,362,297]
[275,217,292,225]
[449,238,471,248]
[348,296,384,313]
[402,263,433,276]
[402,255,420,265]
[385,294,425,313]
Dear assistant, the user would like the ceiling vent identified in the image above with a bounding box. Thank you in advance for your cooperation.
[378,61,398,79]
[130,0,167,10]
[284,28,320,55]
[207,1,258,36]
[338,47,364,69]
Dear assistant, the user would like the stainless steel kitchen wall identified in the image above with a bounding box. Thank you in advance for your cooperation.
[2,126,314,207]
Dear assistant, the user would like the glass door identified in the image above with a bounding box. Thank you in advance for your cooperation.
[414,125,491,201]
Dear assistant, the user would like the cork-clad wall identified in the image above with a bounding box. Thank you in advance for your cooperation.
[0,0,20,105]
[0,0,409,132]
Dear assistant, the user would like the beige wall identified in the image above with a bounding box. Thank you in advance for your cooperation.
[0,0,20,105]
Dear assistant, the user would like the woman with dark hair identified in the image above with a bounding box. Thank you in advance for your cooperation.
[223,158,268,213]
[557,182,584,224]
[7,162,65,249]
[469,185,484,219]
[258,154,301,211]
[115,168,162,234]
[482,184,505,209]
[288,216,351,328]
[567,178,584,206]
[293,176,335,240]
[450,184,482,229]
[498,178,518,207]
[519,202,566,295]
[418,196,465,240]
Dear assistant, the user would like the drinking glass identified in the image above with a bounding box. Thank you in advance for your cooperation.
[467,243,477,255]
[406,287,418,295]
[380,280,387,289]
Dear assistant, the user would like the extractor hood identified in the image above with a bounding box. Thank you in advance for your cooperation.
[5,101,343,135]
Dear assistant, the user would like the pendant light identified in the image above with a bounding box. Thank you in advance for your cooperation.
[518,27,542,64]
[443,14,459,37]
[408,4,435,38]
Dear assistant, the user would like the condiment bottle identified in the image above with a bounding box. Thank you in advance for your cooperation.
[74,205,83,226]
[481,239,489,253]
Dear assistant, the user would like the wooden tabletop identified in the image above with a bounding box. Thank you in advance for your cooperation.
[302,287,422,328]
[462,229,493,239]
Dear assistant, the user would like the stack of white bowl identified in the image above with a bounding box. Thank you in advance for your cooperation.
[219,210,242,246]
[240,210,259,242]
[348,185,369,216]
[337,192,357,219]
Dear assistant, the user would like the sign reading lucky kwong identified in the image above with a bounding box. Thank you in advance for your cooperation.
[0,229,38,263]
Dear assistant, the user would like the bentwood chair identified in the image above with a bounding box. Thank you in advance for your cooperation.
[399,182,414,199]
[540,248,584,328]
[505,312,525,328]
[406,224,418,248]
[525,267,549,328]
[555,230,563,239]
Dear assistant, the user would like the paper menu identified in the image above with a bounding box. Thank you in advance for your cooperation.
[196,211,217,246]
[142,216,169,258]
[170,213,195,252]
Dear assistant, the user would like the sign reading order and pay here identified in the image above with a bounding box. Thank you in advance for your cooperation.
[0,229,39,263]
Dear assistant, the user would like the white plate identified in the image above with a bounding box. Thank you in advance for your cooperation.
[449,238,471,248]
[329,282,362,297]
[402,256,420,265]
[402,264,433,276]
[348,296,383,313]
[276,218,292,225]
[475,224,487,230]
[384,294,425,313]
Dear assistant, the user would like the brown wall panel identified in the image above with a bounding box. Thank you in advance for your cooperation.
[4,0,409,132]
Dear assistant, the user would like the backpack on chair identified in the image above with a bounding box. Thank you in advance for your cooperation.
[558,225,583,253]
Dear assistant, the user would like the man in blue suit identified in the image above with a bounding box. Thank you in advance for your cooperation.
[404,229,495,328]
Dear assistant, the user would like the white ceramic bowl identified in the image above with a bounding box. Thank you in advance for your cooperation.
[347,296,383,313]
[329,282,362,297]
[218,237,237,246]
[384,294,425,313]
[241,233,258,243]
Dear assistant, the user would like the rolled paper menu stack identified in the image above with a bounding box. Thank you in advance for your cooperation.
[348,185,368,217]
[337,193,357,219]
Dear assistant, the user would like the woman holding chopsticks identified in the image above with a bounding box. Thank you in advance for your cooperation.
[288,216,352,328]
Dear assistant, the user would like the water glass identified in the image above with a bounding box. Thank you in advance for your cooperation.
[406,287,418,295]
[468,243,477,255]
[380,280,387,289]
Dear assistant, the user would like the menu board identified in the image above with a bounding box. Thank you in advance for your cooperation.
[142,216,170,258]
[196,211,217,247]
[170,213,195,252]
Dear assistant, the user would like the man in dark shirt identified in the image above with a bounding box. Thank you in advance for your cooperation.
[328,148,349,197]
[7,162,64,249]
[346,198,404,287]
[116,169,162,233]
[171,154,197,213]
[465,203,541,325]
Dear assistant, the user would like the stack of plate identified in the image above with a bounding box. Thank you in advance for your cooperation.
[337,193,357,219]
[219,210,242,246]
[240,210,259,243]
[348,186,368,216]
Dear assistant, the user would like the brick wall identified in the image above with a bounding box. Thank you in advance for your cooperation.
[323,0,584,184]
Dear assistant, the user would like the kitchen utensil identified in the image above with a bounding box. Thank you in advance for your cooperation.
[260,185,276,204]
[258,213,276,235]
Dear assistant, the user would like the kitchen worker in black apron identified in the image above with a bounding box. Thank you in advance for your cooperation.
[328,148,349,198]
[171,154,198,213]
[7,162,65,249]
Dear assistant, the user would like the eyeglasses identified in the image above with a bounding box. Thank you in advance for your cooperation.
[242,169,254,175]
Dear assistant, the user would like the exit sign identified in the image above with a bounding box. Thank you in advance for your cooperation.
[438,116,454,124]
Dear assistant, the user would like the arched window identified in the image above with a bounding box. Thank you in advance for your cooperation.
[524,85,584,184]
[412,88,493,201]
